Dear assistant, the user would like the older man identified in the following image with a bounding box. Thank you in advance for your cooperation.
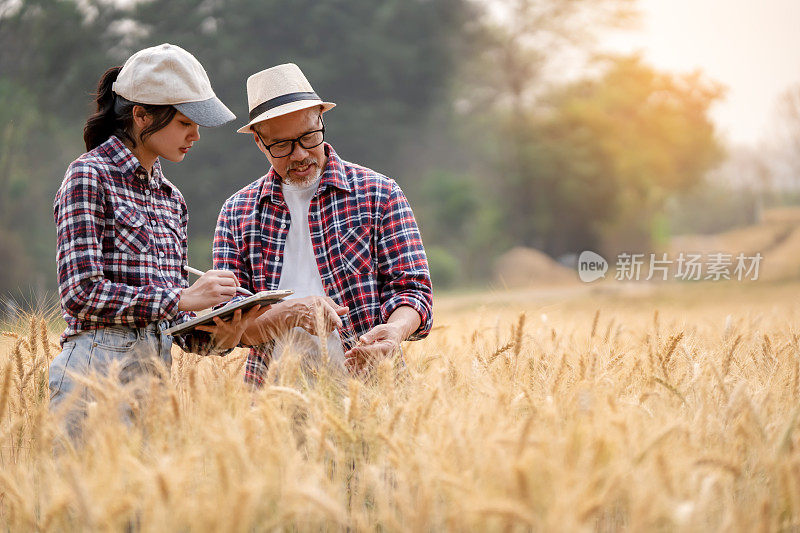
[213,63,433,384]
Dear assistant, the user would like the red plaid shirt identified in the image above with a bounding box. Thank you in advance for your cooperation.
[54,136,205,350]
[213,144,433,385]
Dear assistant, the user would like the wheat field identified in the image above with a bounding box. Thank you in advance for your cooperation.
[2,282,800,531]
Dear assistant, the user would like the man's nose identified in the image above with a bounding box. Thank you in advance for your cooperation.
[290,142,309,160]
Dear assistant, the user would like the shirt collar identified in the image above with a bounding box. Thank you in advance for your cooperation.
[101,135,171,193]
[259,143,352,204]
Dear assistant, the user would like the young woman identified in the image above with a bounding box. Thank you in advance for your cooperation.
[49,44,264,422]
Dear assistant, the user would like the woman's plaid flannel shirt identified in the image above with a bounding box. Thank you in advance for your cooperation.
[54,136,211,352]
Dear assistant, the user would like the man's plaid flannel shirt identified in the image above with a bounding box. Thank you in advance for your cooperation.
[213,144,433,385]
[53,135,210,352]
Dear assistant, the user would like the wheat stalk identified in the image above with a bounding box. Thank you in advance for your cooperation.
[0,284,797,530]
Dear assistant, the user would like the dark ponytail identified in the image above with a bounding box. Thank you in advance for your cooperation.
[83,66,178,151]
[84,67,124,150]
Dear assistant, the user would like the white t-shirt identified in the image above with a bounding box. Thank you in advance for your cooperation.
[273,176,345,369]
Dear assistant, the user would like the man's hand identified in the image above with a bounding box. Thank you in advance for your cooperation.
[283,295,349,335]
[178,270,241,311]
[343,323,404,374]
[344,306,422,374]
[240,296,348,346]
[195,305,270,351]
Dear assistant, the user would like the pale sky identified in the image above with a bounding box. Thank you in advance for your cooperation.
[602,0,800,147]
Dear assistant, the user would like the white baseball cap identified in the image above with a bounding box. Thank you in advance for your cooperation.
[112,43,235,128]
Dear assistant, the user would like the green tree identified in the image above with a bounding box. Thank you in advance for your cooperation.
[0,80,77,295]
[413,169,507,285]
[457,0,638,115]
[0,0,474,295]
[424,0,642,278]
[123,0,473,239]
[502,55,724,255]
[0,0,125,297]
[0,0,123,122]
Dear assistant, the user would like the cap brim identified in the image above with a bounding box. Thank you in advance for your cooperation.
[174,96,236,128]
[236,100,335,133]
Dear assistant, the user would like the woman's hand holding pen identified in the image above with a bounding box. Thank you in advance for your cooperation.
[177,269,243,311]
[177,267,268,350]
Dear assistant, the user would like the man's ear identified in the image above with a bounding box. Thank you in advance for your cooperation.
[252,129,271,159]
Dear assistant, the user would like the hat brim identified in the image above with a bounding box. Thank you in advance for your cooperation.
[174,96,236,128]
[236,100,335,134]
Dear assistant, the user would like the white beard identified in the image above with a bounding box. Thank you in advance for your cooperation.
[282,163,321,188]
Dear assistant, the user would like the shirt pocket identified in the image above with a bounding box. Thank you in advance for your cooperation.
[162,214,186,258]
[114,204,151,256]
[336,224,374,276]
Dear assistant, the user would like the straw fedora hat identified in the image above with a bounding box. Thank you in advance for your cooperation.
[237,63,335,134]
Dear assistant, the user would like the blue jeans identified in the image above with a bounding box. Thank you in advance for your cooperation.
[49,322,173,436]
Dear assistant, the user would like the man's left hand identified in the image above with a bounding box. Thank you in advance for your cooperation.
[196,305,270,352]
[344,323,404,373]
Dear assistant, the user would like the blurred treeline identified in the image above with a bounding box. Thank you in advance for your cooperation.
[1,0,728,298]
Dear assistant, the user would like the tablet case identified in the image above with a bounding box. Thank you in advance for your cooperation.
[163,290,293,336]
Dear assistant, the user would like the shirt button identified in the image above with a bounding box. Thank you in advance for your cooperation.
[145,190,151,196]
[281,223,287,228]
[274,256,280,261]
[159,251,165,258]
[151,220,157,226]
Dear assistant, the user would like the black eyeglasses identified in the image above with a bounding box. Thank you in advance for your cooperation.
[256,119,325,158]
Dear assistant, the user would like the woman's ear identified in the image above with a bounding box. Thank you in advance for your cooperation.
[131,105,152,129]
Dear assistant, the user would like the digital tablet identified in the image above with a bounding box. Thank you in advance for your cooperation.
[163,290,293,336]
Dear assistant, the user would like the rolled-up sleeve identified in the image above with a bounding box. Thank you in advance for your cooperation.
[213,198,253,292]
[169,204,221,356]
[376,181,433,340]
